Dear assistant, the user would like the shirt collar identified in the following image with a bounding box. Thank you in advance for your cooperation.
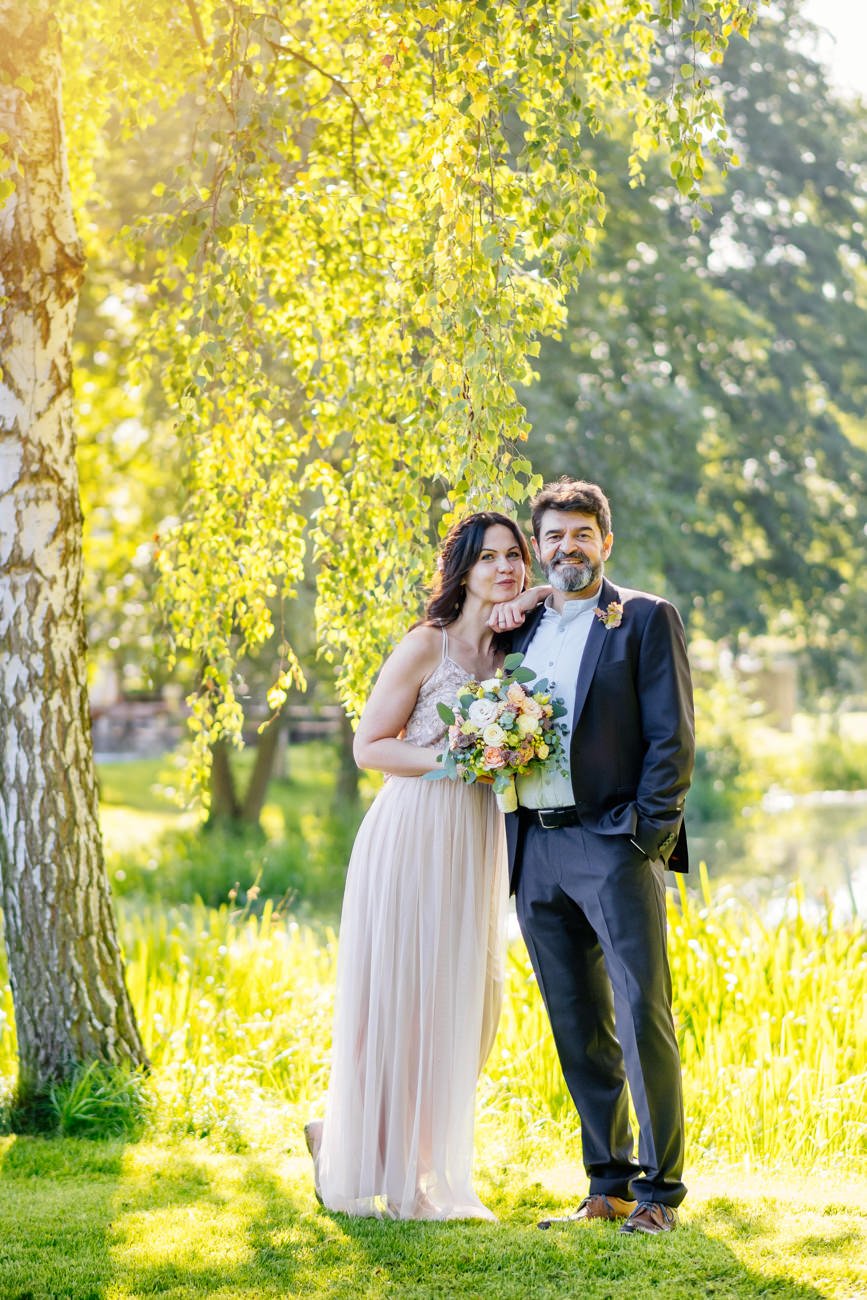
[542,589,600,624]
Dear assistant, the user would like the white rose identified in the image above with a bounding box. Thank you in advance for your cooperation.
[468,698,497,726]
[517,713,540,736]
[480,677,502,692]
[482,723,507,747]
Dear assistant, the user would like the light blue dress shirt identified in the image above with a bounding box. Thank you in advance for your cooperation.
[515,591,599,809]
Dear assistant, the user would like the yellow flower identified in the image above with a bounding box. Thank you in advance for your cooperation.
[517,713,540,736]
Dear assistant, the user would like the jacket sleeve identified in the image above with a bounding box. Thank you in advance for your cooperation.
[632,600,695,860]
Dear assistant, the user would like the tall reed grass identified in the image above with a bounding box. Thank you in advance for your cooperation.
[1,872,864,1165]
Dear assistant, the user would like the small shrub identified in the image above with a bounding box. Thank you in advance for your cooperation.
[49,1061,152,1140]
[108,807,361,911]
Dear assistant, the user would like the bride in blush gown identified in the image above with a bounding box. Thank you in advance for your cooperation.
[306,512,542,1220]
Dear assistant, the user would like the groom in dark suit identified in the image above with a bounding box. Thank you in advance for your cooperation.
[502,478,694,1234]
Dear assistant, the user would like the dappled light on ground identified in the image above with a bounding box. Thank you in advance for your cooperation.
[0,1139,863,1298]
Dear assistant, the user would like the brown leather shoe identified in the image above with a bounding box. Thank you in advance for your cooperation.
[619,1202,679,1234]
[538,1194,634,1229]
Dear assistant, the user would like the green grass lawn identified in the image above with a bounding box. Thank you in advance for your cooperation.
[17,745,860,1297]
[1,1139,864,1299]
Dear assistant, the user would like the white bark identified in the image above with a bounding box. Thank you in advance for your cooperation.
[0,2,146,1098]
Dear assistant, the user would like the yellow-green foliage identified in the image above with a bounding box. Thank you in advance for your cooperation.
[1,878,864,1166]
[33,0,759,787]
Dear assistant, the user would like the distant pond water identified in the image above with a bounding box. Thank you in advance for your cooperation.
[691,790,867,920]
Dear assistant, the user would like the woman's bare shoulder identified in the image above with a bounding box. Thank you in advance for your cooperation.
[379,623,442,677]
[403,621,444,649]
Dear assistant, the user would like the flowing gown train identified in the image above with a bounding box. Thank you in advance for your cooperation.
[316,649,508,1220]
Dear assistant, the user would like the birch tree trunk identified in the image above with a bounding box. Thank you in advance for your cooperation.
[0,3,146,1107]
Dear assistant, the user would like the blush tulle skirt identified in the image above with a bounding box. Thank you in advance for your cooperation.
[316,774,508,1220]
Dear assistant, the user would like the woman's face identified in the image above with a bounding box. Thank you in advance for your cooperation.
[463,524,526,605]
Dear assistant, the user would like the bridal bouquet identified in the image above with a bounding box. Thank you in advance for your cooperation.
[428,653,568,812]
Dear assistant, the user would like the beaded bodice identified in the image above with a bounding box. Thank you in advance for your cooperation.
[403,656,469,749]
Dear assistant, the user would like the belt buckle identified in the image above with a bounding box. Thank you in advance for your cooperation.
[537,809,560,829]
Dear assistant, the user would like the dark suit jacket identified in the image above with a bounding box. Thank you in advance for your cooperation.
[505,576,695,891]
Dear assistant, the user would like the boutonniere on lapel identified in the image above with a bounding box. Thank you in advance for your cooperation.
[594,601,623,629]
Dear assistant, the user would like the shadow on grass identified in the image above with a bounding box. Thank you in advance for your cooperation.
[695,1194,776,1239]
[0,1139,323,1300]
[0,1142,847,1299]
[108,1157,328,1297]
[313,1205,833,1300]
[0,1135,126,1299]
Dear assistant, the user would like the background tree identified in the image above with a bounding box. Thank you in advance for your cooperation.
[0,2,146,1112]
[0,0,754,1108]
[524,0,867,683]
[84,0,753,757]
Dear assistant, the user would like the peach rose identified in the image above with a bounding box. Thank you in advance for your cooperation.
[507,682,527,709]
[482,746,507,769]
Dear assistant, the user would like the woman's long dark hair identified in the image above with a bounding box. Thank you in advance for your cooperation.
[424,512,531,641]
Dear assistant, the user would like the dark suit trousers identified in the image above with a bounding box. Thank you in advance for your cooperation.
[515,823,686,1206]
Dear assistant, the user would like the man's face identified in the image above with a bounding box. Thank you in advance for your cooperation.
[532,509,613,594]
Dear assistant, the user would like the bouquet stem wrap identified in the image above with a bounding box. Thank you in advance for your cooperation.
[495,777,518,814]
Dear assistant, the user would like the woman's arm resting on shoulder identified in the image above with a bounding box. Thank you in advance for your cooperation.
[488,584,551,631]
[352,629,443,777]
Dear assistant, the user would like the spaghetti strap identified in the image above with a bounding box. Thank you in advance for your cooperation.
[440,623,448,664]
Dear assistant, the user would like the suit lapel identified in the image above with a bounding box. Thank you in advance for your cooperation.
[570,576,619,729]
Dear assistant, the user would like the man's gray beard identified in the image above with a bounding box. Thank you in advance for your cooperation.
[544,556,602,593]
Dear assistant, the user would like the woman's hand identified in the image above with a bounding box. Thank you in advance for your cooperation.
[487,584,551,632]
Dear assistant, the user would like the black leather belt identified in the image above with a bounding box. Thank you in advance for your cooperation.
[519,805,587,829]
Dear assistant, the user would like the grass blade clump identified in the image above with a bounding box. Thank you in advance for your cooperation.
[49,1061,152,1140]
